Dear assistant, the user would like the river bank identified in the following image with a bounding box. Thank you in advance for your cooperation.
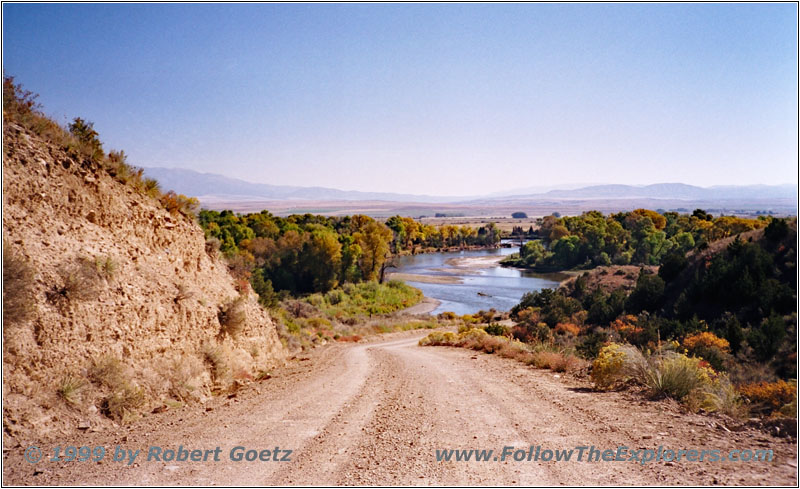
[390,246,565,315]
[394,243,500,257]
[396,297,442,315]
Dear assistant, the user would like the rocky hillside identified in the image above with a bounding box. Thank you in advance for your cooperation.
[2,122,285,445]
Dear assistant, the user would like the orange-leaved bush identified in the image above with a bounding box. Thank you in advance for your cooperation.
[739,380,796,415]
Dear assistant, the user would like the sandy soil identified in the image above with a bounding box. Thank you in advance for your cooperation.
[396,297,441,315]
[386,272,462,284]
[3,331,796,486]
[444,255,505,269]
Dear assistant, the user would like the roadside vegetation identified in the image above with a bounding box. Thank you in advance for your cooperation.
[423,216,797,421]
[273,280,431,351]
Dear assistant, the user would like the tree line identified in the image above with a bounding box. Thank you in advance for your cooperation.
[199,211,501,300]
[503,208,769,271]
[510,217,795,382]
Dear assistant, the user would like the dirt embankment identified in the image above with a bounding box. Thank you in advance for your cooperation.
[2,123,285,445]
[3,331,795,485]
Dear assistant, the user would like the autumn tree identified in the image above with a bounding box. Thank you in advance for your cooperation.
[354,220,393,281]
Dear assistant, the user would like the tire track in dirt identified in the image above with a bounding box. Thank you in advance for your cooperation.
[3,330,796,486]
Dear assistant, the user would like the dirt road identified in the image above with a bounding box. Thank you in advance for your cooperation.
[4,331,796,485]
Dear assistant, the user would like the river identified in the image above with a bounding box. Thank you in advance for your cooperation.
[391,243,567,316]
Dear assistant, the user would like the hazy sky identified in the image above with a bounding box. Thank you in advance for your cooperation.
[3,3,797,196]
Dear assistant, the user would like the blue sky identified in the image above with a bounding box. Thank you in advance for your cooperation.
[2,3,797,196]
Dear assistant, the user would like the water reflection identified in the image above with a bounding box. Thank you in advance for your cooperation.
[393,244,566,316]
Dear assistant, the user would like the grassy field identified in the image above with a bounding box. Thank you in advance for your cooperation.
[417,216,541,233]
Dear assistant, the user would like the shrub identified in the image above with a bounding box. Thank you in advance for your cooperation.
[418,330,457,346]
[218,296,247,339]
[4,76,73,146]
[47,258,103,304]
[68,117,104,163]
[591,343,646,390]
[166,356,205,402]
[3,244,36,326]
[484,323,508,336]
[160,191,200,219]
[3,75,39,119]
[511,320,551,343]
[695,375,747,418]
[325,289,346,305]
[739,380,797,415]
[306,316,331,329]
[683,331,730,353]
[102,383,145,421]
[682,331,731,371]
[57,375,86,406]
[461,314,478,325]
[89,356,145,421]
[531,351,573,371]
[94,255,117,280]
[205,237,222,256]
[142,178,162,198]
[201,343,232,388]
[89,356,126,389]
[438,311,457,321]
[639,353,714,401]
[104,150,135,182]
[576,331,608,359]
[554,322,580,336]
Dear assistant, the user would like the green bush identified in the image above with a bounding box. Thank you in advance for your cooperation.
[68,117,104,163]
[576,331,608,359]
[764,218,789,242]
[484,323,508,336]
[625,271,665,313]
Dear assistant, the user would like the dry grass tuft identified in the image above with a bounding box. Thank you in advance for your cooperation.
[420,328,586,374]
[47,258,103,305]
[57,375,86,406]
[88,356,145,421]
[2,243,36,327]
[218,295,247,339]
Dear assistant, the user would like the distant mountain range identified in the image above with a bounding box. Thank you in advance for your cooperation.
[142,167,464,203]
[501,183,798,201]
[143,167,796,205]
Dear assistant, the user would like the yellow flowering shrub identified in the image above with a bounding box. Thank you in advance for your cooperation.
[418,331,457,346]
[591,343,645,390]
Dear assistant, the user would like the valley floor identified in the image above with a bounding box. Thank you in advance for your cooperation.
[3,330,796,485]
